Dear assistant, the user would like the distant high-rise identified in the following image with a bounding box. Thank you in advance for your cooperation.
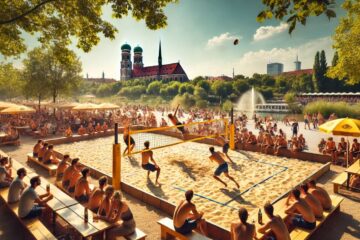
[267,63,283,76]
[294,55,301,71]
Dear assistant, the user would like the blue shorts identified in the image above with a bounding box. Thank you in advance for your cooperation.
[63,180,70,189]
[214,163,228,176]
[174,219,197,235]
[23,205,44,219]
[292,215,316,230]
[33,152,38,157]
[75,195,89,203]
[142,163,157,172]
[68,186,75,193]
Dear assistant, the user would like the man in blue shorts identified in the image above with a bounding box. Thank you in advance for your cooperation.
[141,141,161,186]
[209,147,239,188]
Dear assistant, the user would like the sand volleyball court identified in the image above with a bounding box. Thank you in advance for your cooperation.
[56,133,323,228]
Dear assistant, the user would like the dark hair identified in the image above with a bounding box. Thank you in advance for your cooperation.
[38,139,43,143]
[238,208,248,224]
[17,168,26,177]
[99,176,108,187]
[30,176,40,186]
[81,168,89,177]
[292,188,301,199]
[264,202,274,217]
[301,184,309,193]
[63,154,70,159]
[48,144,53,149]
[71,158,79,166]
[185,190,193,202]
[309,180,316,186]
[144,141,150,148]
[168,113,173,118]
[43,143,49,147]
[209,147,215,153]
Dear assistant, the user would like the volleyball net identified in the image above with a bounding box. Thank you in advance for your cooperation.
[124,118,230,156]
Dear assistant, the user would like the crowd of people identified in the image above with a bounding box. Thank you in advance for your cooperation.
[318,137,360,165]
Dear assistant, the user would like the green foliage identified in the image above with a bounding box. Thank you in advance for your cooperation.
[179,83,194,95]
[0,63,23,99]
[194,86,207,100]
[258,88,273,100]
[232,80,250,95]
[96,84,113,97]
[304,101,360,118]
[258,0,336,34]
[22,45,82,103]
[172,93,196,110]
[196,99,208,108]
[0,0,177,57]
[284,92,302,113]
[222,100,233,112]
[313,51,321,92]
[118,85,146,99]
[192,76,205,85]
[327,0,360,84]
[196,80,211,92]
[147,81,162,95]
[211,81,233,101]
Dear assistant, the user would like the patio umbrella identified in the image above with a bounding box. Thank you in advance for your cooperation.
[52,102,80,109]
[319,118,360,167]
[72,103,99,111]
[98,103,120,110]
[0,102,17,110]
[0,105,36,114]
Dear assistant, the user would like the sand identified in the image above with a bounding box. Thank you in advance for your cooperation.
[55,133,322,229]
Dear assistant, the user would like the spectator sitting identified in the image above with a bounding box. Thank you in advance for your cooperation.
[88,176,108,213]
[64,126,73,137]
[0,157,13,188]
[8,168,27,203]
[231,207,256,240]
[78,125,87,135]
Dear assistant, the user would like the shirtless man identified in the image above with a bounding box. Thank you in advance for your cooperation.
[168,104,187,135]
[274,135,287,155]
[33,140,43,157]
[173,190,207,236]
[62,158,80,190]
[337,137,347,164]
[300,184,323,218]
[0,157,13,188]
[231,208,256,240]
[246,131,257,145]
[215,135,234,163]
[258,202,290,240]
[323,137,337,163]
[56,154,70,181]
[307,180,332,210]
[78,125,86,135]
[74,168,92,203]
[141,141,161,185]
[102,122,108,132]
[43,145,60,165]
[64,126,73,137]
[209,147,239,188]
[95,123,102,132]
[123,126,135,156]
[285,189,316,230]
[350,139,360,164]
[37,142,48,162]
[88,176,108,213]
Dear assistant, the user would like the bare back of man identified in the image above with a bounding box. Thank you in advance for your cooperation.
[209,149,239,188]
[308,187,332,210]
[141,142,161,185]
[88,188,104,212]
[267,216,290,240]
[231,222,255,240]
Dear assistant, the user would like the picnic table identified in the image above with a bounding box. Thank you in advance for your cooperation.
[14,126,30,135]
[345,159,360,189]
[56,203,114,239]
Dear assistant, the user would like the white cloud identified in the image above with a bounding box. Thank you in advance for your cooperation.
[237,37,334,77]
[206,32,240,49]
[253,22,288,41]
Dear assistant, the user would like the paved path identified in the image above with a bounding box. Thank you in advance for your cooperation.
[0,136,359,240]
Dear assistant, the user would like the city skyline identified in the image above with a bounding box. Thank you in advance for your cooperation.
[1,0,345,80]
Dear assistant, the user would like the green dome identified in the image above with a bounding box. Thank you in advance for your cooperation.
[121,43,131,51]
[134,46,143,53]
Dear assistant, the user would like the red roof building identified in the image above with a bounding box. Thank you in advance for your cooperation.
[120,42,188,81]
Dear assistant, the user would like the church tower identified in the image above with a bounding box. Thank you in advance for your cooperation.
[294,55,301,71]
[133,45,144,70]
[120,43,132,80]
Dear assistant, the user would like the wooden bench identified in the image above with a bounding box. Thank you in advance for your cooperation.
[27,153,57,176]
[124,228,147,240]
[0,187,56,240]
[158,217,210,240]
[332,172,347,193]
[289,194,344,240]
[0,139,20,146]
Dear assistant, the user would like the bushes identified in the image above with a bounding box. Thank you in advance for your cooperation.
[172,93,196,110]
[303,101,360,118]
[118,85,146,99]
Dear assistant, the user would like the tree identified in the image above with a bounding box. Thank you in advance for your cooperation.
[196,80,211,92]
[147,81,162,95]
[332,51,339,67]
[0,0,176,57]
[179,83,194,95]
[222,100,233,112]
[23,46,82,103]
[327,0,360,84]
[211,81,233,103]
[232,80,250,95]
[258,0,337,34]
[312,51,321,92]
[0,63,23,99]
[318,50,328,92]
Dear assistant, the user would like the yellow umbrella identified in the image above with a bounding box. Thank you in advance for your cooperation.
[98,103,119,110]
[319,118,360,167]
[0,101,17,110]
[0,105,36,114]
[52,102,80,109]
[72,103,99,111]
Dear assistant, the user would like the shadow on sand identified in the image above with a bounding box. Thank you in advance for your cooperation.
[171,160,197,181]
[127,156,140,167]
[220,188,256,207]
[146,177,168,200]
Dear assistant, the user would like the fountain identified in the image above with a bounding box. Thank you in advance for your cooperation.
[236,87,266,117]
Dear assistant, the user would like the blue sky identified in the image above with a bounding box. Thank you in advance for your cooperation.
[2,0,345,79]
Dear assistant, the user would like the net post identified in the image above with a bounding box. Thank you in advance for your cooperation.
[113,123,121,190]
[127,125,131,156]
[229,108,235,150]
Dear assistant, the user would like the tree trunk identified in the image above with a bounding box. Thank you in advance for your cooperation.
[38,94,41,112]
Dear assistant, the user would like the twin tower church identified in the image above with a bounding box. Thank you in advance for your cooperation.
[120,41,188,81]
